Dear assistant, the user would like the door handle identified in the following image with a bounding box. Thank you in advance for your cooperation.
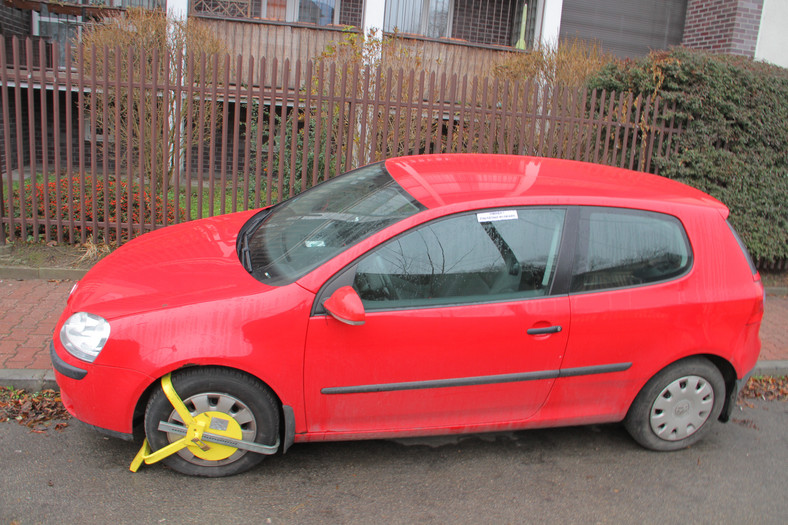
[527,325,562,335]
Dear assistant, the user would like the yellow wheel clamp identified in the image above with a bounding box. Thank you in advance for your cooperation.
[130,373,279,472]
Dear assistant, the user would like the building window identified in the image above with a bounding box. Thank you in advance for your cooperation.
[383,0,537,48]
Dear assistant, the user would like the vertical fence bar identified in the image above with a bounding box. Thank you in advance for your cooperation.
[38,40,51,241]
[161,50,171,229]
[242,55,255,209]
[582,88,598,163]
[643,95,662,174]
[100,45,109,241]
[173,49,186,224]
[266,58,277,205]
[77,44,88,243]
[289,60,301,196]
[277,59,289,198]
[338,62,352,173]
[64,41,75,243]
[182,53,194,222]
[12,38,26,240]
[357,64,371,166]
[125,46,134,239]
[300,60,314,190]
[113,47,121,241]
[148,49,159,234]
[88,45,98,241]
[254,56,266,207]
[231,54,243,213]
[367,65,383,163]
[25,39,39,240]
[445,74,458,154]
[219,54,231,215]
[207,53,220,216]
[0,38,11,243]
[195,53,207,218]
[423,72,436,155]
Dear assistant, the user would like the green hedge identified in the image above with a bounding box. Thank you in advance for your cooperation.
[586,48,788,264]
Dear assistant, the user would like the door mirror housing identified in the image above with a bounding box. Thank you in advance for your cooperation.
[323,286,365,326]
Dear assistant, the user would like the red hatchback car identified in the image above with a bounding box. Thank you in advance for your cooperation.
[51,154,764,476]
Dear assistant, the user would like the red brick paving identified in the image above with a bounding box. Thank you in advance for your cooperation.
[0,278,786,371]
[0,279,73,370]
[760,290,788,361]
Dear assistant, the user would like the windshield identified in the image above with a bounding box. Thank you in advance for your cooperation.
[241,163,426,285]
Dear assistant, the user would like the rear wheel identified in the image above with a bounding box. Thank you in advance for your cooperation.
[144,367,279,477]
[625,358,725,451]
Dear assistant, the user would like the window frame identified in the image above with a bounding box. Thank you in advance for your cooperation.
[568,206,694,295]
[313,205,573,315]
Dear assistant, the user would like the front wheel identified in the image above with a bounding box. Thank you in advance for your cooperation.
[144,367,280,477]
[625,358,725,451]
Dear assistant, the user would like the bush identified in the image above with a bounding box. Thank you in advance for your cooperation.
[586,48,788,264]
[16,176,184,242]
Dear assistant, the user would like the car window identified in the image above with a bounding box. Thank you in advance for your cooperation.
[570,208,691,293]
[353,208,566,309]
[245,162,426,285]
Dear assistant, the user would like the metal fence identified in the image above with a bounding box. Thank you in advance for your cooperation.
[0,37,683,245]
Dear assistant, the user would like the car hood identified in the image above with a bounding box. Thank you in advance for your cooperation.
[67,210,269,319]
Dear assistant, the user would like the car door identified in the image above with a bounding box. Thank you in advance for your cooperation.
[303,207,572,435]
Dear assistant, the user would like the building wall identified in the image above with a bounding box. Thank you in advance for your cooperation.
[754,0,788,68]
[0,4,30,39]
[682,0,763,56]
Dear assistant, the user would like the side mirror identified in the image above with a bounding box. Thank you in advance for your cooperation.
[323,286,365,326]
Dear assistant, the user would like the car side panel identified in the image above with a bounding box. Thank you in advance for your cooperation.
[303,297,570,434]
[53,284,316,436]
[541,209,763,421]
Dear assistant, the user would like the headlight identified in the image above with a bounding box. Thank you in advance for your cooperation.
[60,312,111,363]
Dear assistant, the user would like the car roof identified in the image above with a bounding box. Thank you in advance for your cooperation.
[384,154,727,212]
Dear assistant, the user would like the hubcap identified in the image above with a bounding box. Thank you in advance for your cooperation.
[166,392,257,466]
[649,375,714,441]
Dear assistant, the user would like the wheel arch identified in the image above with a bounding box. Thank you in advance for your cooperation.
[131,364,296,453]
[628,354,737,423]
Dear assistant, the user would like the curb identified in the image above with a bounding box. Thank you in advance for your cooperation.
[0,369,57,391]
[0,266,88,280]
[2,361,787,393]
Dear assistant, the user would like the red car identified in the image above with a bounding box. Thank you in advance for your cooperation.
[51,155,764,477]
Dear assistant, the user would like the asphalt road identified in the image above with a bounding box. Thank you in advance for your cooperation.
[1,400,786,524]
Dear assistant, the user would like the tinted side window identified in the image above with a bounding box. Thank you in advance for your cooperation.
[570,208,691,293]
[354,208,566,309]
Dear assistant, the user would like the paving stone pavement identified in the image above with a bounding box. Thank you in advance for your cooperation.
[0,278,786,381]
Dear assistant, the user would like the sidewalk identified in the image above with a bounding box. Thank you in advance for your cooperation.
[1,272,787,391]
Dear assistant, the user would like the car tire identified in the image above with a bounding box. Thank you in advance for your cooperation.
[144,367,280,477]
[624,358,725,451]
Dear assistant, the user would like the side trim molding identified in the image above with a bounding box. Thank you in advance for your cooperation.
[321,362,632,395]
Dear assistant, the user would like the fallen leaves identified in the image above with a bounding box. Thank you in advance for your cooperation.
[738,376,788,402]
[0,386,71,432]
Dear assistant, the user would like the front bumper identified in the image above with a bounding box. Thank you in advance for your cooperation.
[51,340,153,438]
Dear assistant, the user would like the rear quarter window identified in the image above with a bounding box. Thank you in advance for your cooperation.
[570,208,692,293]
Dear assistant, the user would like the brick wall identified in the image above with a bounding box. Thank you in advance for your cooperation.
[682,0,764,56]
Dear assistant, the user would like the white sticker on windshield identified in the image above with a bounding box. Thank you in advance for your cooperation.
[305,240,326,248]
[477,210,518,223]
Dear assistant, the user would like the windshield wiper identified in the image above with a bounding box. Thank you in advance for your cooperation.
[240,230,253,272]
